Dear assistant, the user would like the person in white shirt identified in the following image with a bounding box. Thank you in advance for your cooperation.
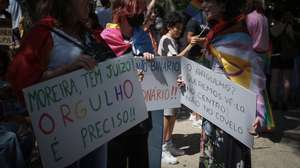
[158,11,198,165]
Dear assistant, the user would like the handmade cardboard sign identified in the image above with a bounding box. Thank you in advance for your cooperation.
[180,57,256,148]
[24,55,257,168]
[135,57,181,111]
[23,56,148,168]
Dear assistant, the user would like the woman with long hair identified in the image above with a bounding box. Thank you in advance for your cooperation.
[7,0,115,167]
[196,0,267,167]
[101,0,154,167]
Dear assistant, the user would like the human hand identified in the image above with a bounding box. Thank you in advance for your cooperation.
[177,74,185,88]
[143,52,155,61]
[249,117,262,136]
[137,69,144,82]
[190,36,206,46]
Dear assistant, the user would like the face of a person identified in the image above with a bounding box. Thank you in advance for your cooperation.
[72,0,90,23]
[169,23,183,39]
[202,0,224,21]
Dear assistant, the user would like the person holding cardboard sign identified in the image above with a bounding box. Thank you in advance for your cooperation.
[157,11,202,165]
[6,0,115,167]
[178,0,268,167]
[100,0,155,167]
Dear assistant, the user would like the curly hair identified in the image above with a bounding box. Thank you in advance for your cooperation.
[161,11,184,35]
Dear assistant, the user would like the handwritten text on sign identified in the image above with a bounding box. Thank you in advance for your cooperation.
[180,57,256,148]
[23,56,148,168]
[135,57,181,111]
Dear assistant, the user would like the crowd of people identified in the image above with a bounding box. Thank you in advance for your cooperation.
[0,0,300,168]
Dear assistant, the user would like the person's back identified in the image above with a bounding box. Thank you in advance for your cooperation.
[246,10,269,53]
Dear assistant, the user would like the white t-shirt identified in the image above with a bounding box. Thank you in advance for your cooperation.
[157,35,178,57]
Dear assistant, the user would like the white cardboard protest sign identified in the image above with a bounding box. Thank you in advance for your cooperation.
[135,57,181,111]
[180,57,256,148]
[23,56,148,168]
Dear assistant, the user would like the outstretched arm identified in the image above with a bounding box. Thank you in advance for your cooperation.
[178,36,205,57]
[146,0,156,15]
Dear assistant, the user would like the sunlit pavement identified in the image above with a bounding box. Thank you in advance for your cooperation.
[162,108,300,168]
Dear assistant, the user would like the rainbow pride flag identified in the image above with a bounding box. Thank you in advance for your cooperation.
[263,91,275,131]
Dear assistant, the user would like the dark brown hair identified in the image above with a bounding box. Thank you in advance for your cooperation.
[204,0,245,20]
[50,0,74,25]
[35,0,53,19]
[160,11,184,36]
[36,0,75,25]
[112,0,146,23]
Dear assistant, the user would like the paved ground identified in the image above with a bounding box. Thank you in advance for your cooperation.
[31,107,300,168]
[162,108,300,168]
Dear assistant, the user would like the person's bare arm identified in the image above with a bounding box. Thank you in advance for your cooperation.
[178,36,205,57]
[177,44,193,57]
[147,0,156,14]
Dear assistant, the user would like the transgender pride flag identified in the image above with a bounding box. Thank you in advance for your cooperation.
[208,32,275,131]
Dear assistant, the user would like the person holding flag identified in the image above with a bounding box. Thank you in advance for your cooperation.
[185,0,268,167]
